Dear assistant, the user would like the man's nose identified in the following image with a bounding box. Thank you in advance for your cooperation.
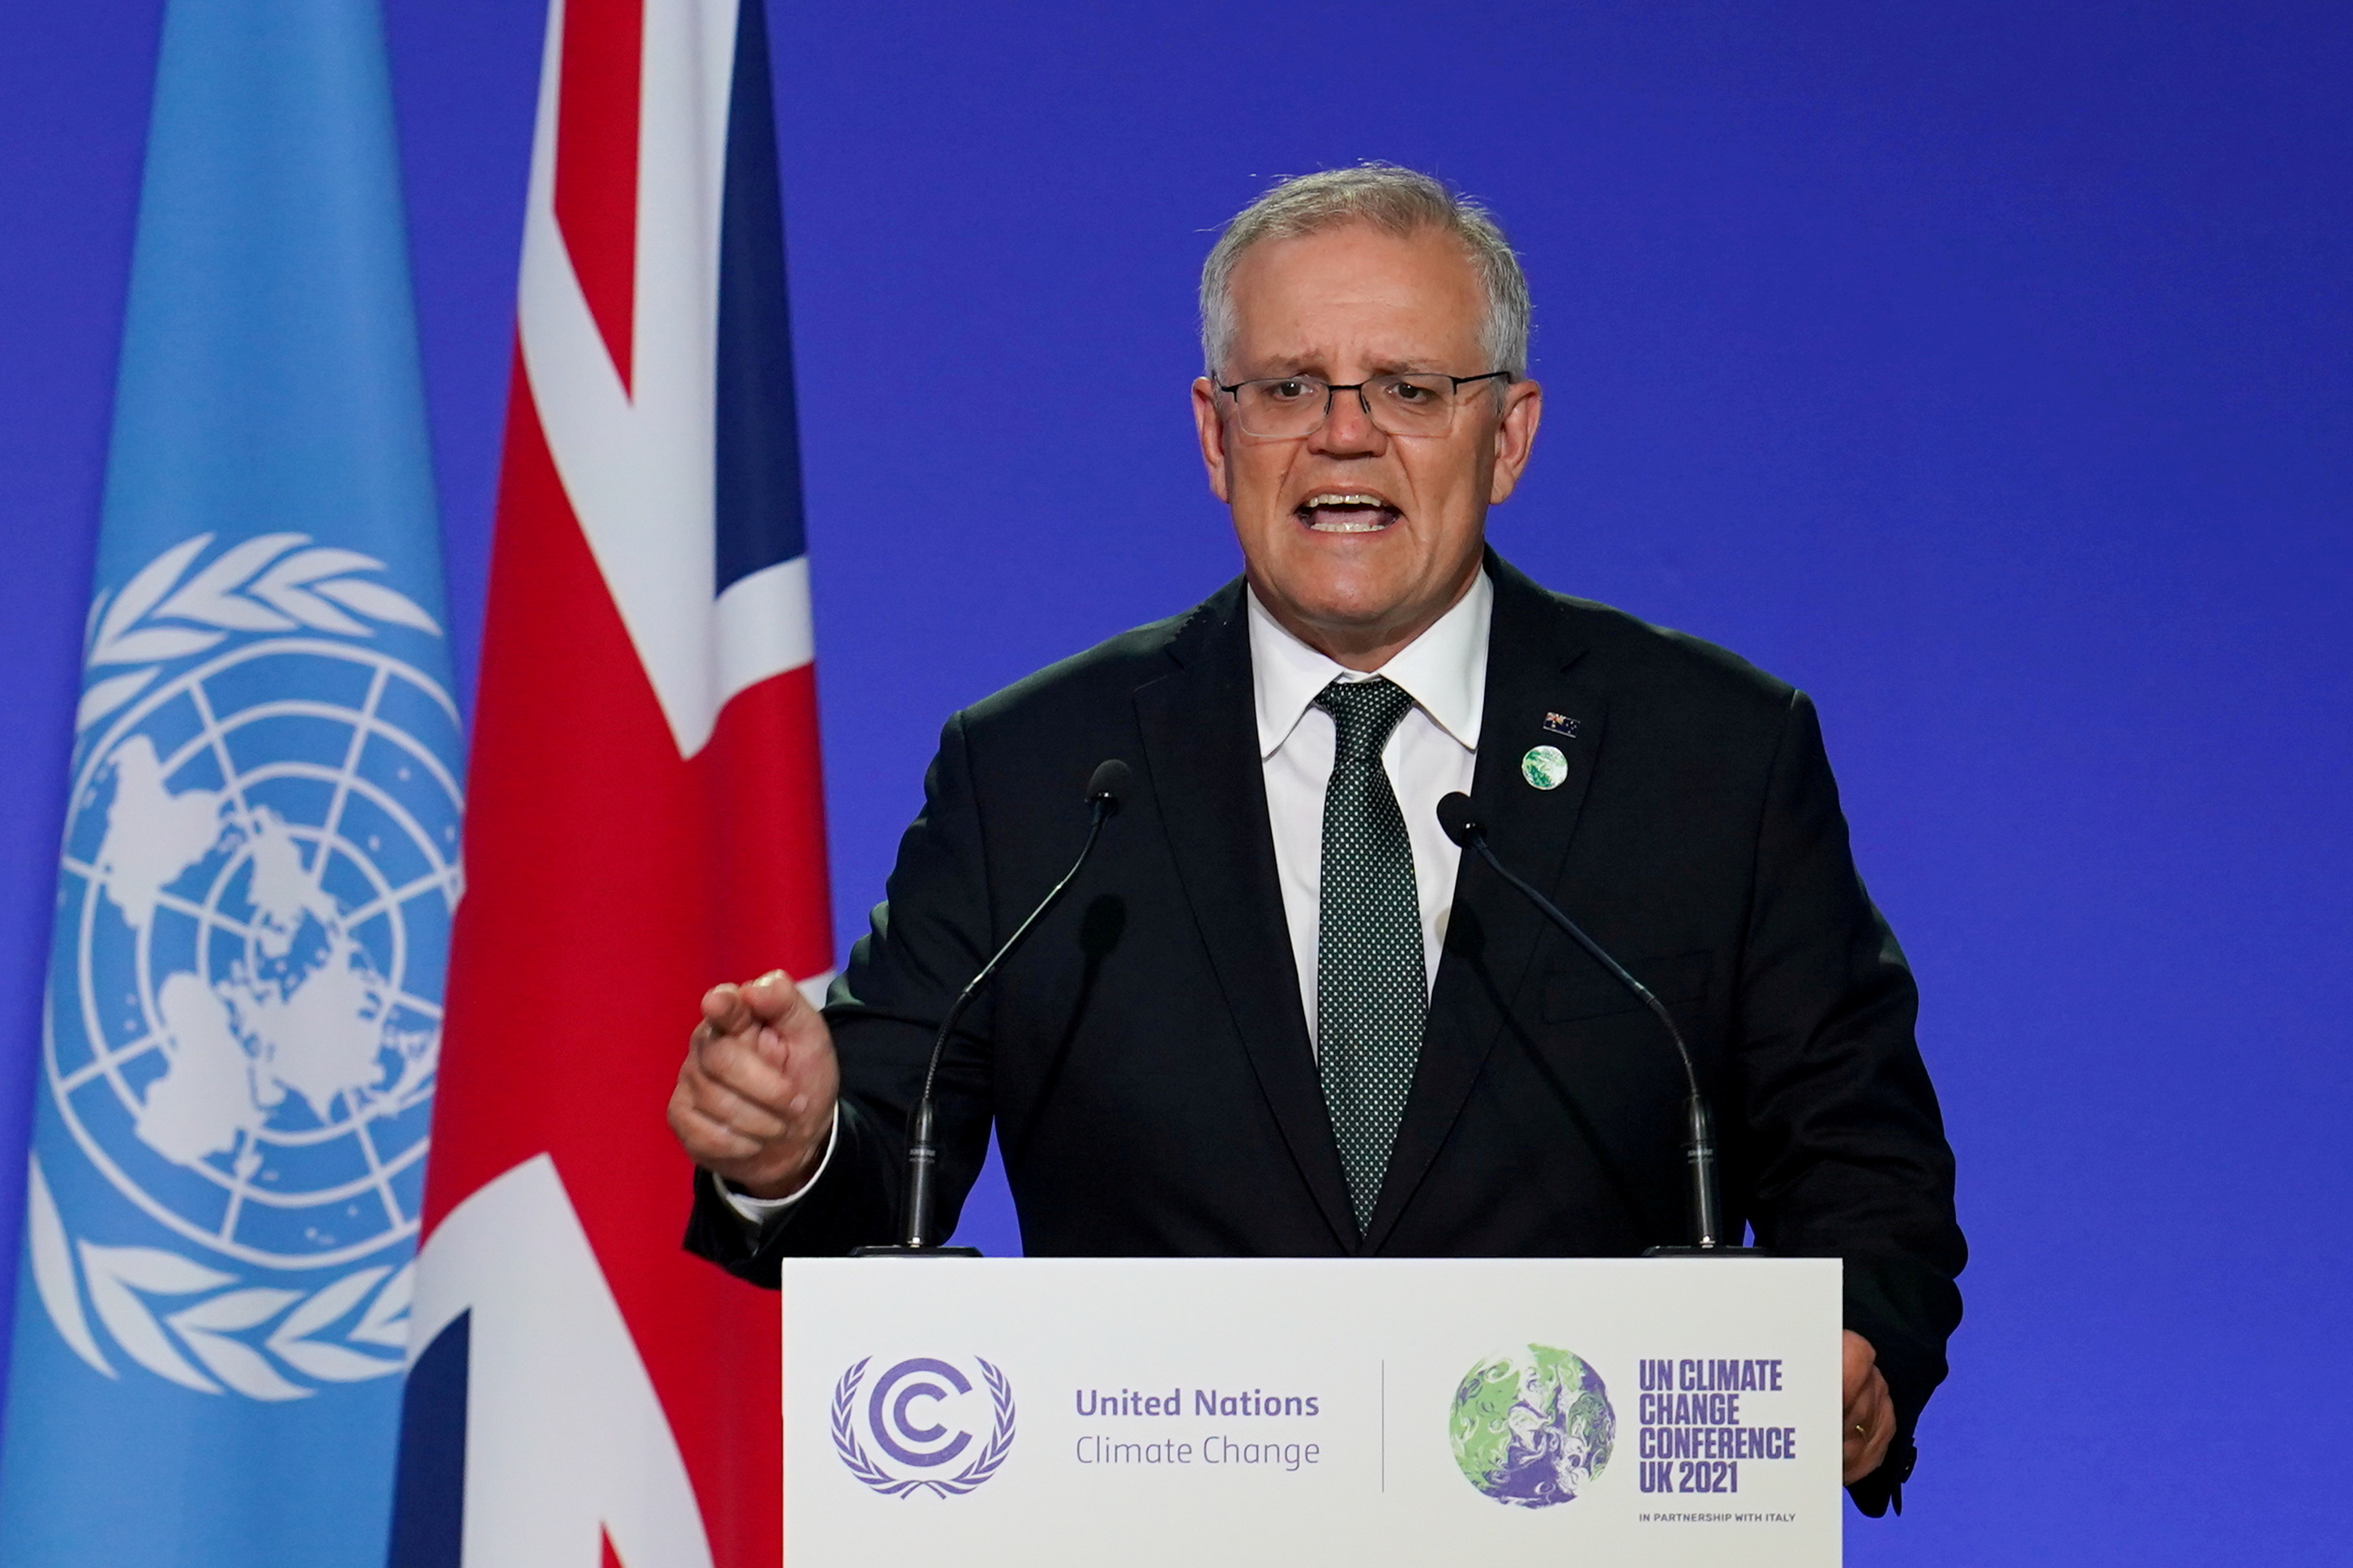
[1311,386,1386,456]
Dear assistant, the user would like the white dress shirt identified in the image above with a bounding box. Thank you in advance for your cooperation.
[725,570,1493,1224]
[1248,571,1489,1029]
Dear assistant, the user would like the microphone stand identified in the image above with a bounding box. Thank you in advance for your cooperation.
[854,761,1128,1256]
[1437,794,1759,1256]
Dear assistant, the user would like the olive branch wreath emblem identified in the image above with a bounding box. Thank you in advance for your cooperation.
[76,529,442,734]
[24,529,450,1399]
[25,1155,413,1399]
[830,1357,1017,1498]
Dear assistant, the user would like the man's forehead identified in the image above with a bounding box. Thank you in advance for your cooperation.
[1223,302,1483,376]
[1223,223,1486,361]
[1227,341,1455,377]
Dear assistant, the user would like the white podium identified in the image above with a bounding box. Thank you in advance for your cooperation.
[781,1256,1842,1566]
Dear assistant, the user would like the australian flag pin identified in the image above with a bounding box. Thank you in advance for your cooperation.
[1542,711,1580,739]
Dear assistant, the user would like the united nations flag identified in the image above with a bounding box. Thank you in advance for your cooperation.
[0,2,457,1563]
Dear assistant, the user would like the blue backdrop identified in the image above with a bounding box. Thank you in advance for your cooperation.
[2,2,2347,1561]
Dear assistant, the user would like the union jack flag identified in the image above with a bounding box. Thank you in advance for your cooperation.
[390,0,829,1562]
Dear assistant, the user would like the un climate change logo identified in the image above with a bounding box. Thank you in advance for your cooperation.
[832,1357,1017,1498]
[1450,1345,1617,1507]
[29,532,460,1400]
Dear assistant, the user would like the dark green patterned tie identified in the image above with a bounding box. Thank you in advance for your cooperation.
[1314,676,1427,1234]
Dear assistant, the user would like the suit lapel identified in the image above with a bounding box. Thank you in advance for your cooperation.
[1365,553,1607,1250]
[1133,583,1358,1251]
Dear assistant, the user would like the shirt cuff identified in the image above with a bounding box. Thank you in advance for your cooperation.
[717,1104,841,1228]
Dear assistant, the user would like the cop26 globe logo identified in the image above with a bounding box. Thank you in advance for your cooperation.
[832,1356,1017,1498]
[1450,1345,1617,1507]
[26,532,460,1399]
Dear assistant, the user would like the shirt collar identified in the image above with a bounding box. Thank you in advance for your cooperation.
[1246,570,1491,761]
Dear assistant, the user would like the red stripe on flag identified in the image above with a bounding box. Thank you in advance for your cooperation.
[554,0,644,394]
[704,669,833,984]
[430,357,829,1566]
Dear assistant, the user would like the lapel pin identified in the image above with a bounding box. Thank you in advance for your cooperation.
[1521,745,1568,791]
[1542,711,1579,738]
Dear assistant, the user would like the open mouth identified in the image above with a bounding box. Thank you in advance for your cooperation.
[1296,492,1401,533]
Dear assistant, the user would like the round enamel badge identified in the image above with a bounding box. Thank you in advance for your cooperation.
[1521,745,1568,790]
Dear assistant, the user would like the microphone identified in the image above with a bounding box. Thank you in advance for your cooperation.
[1436,792,1754,1255]
[858,758,1132,1256]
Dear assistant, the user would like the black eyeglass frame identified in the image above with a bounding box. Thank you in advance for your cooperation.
[1213,370,1515,437]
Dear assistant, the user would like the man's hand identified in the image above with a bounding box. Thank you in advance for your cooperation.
[1842,1330,1896,1485]
[669,970,839,1199]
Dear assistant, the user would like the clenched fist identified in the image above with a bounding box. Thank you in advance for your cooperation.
[668,969,839,1199]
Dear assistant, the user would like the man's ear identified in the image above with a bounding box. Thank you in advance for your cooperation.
[1487,378,1543,506]
[1191,377,1232,503]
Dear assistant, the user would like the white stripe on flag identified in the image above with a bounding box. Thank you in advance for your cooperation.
[715,556,815,717]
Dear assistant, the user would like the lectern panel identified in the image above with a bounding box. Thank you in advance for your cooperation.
[781,1257,1840,1566]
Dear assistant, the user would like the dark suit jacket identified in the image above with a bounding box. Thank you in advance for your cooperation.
[685,550,1964,1513]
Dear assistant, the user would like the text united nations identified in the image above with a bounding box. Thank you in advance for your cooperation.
[1072,1386,1322,1472]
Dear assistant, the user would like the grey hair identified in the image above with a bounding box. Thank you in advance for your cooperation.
[1199,164,1531,381]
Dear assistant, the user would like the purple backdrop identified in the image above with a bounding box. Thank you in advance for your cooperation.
[2,2,2347,1560]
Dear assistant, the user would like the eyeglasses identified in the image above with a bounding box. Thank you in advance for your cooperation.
[1216,370,1512,439]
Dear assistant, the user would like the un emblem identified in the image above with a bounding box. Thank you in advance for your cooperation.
[831,1356,1017,1498]
[28,532,460,1399]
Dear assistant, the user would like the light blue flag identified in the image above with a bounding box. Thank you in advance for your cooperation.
[0,2,460,1562]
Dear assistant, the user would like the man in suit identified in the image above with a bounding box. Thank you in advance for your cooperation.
[668,165,1963,1514]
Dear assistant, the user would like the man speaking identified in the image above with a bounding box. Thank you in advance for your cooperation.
[667,165,1964,1513]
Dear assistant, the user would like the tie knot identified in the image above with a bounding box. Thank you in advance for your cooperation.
[1316,676,1416,763]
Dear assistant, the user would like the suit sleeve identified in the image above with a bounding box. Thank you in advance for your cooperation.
[1731,689,1966,1515]
[682,711,1001,1281]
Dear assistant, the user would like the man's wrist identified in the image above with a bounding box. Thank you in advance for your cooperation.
[717,1104,840,1224]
